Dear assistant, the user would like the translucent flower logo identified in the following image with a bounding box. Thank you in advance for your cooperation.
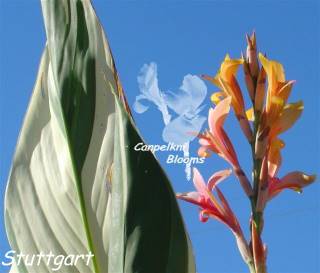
[133,62,207,179]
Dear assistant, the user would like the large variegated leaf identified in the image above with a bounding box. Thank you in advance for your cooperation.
[5,0,195,273]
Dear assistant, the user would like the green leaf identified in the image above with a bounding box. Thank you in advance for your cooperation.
[4,1,195,273]
[109,90,196,273]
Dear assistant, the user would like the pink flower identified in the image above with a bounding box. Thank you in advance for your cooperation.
[268,171,316,200]
[198,97,239,167]
[177,168,253,264]
[198,97,253,197]
[177,168,237,227]
[256,161,316,211]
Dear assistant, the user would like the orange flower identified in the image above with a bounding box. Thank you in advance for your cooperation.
[203,55,252,141]
[259,53,296,125]
[254,55,304,165]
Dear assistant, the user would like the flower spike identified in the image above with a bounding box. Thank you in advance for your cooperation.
[178,32,316,273]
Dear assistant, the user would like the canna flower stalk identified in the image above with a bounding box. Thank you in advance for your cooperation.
[177,32,316,273]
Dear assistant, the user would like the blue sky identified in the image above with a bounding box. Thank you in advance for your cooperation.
[0,1,319,272]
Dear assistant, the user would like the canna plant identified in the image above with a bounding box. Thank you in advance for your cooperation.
[177,32,316,273]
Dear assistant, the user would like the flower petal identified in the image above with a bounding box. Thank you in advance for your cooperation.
[268,171,316,199]
[207,99,240,167]
[202,209,234,230]
[199,137,210,146]
[197,146,211,158]
[215,187,238,230]
[259,53,287,122]
[219,77,245,117]
[199,210,211,222]
[176,191,201,206]
[198,132,220,154]
[208,96,232,132]
[246,107,254,121]
[202,74,221,88]
[277,80,295,103]
[193,168,225,214]
[267,95,285,124]
[219,54,244,81]
[192,168,209,196]
[204,55,244,112]
[259,53,285,84]
[211,91,226,105]
[207,169,232,191]
[268,138,285,177]
[272,101,304,135]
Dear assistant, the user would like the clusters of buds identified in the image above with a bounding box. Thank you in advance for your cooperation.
[177,32,316,273]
